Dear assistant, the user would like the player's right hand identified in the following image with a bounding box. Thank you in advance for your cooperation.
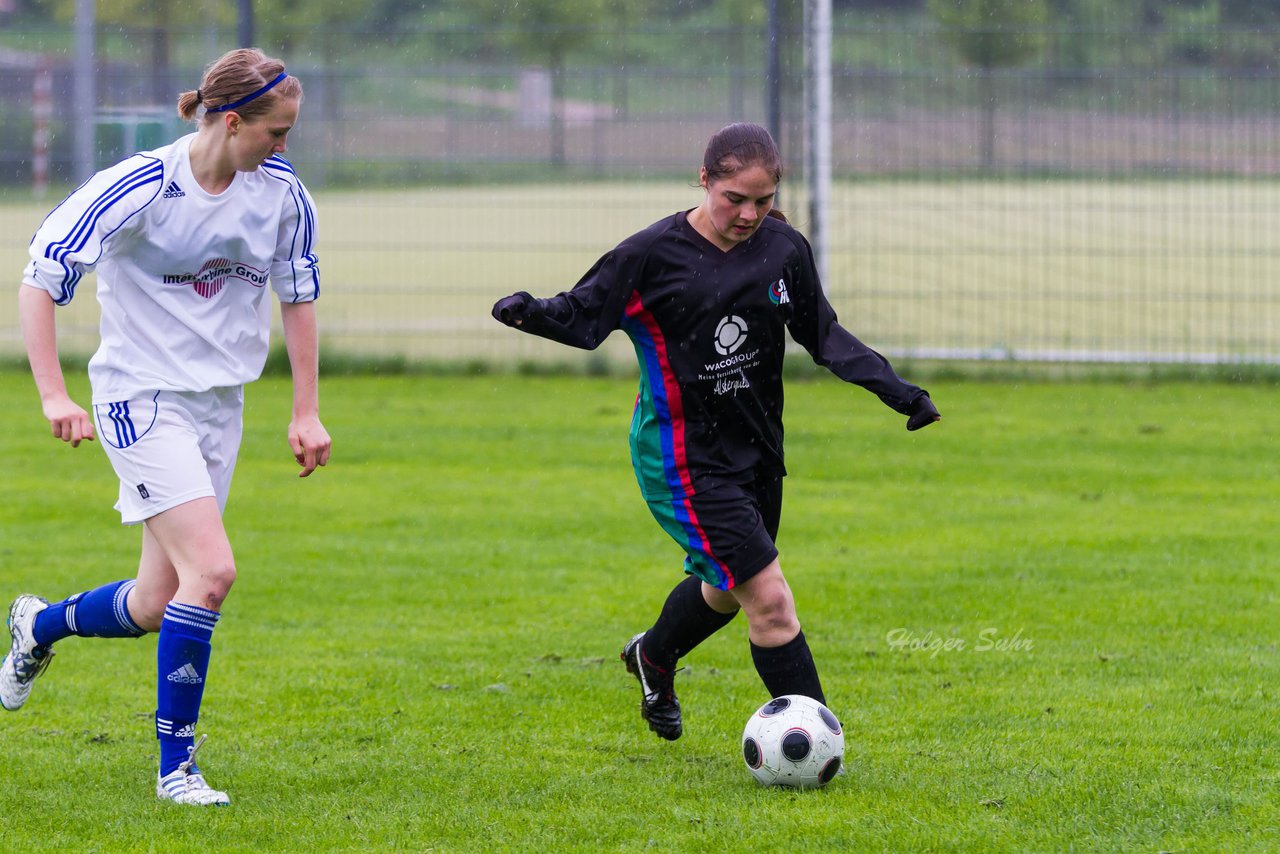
[905,395,941,432]
[492,292,537,327]
[42,395,95,447]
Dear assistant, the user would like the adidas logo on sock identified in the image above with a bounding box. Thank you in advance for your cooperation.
[163,181,186,199]
[174,723,196,738]
[166,663,203,684]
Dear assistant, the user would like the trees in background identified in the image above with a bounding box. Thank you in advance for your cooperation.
[467,0,609,166]
[926,0,1048,167]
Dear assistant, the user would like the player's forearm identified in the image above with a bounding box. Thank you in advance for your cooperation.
[280,300,321,417]
[19,284,72,403]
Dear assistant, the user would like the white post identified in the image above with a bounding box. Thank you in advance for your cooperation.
[74,0,96,181]
[803,0,833,291]
[32,60,52,199]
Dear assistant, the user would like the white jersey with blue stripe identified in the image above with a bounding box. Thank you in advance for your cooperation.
[23,133,320,403]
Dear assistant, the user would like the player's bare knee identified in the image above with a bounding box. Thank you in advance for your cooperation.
[753,609,801,638]
[747,586,799,635]
[200,561,237,607]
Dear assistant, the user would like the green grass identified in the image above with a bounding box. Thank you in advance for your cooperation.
[0,369,1277,851]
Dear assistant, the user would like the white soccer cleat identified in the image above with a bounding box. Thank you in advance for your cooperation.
[156,735,231,806]
[1,594,55,712]
[157,769,231,806]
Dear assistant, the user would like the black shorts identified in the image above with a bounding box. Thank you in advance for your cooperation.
[644,472,782,591]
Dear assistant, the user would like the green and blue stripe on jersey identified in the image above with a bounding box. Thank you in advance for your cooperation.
[622,290,736,589]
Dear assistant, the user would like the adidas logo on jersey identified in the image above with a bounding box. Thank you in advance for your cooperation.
[166,663,203,684]
[163,181,186,199]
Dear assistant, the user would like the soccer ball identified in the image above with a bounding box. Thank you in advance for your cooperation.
[741,695,844,788]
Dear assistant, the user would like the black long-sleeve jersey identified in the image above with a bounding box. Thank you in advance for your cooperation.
[515,211,928,501]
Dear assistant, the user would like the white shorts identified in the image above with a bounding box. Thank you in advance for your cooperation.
[95,387,245,525]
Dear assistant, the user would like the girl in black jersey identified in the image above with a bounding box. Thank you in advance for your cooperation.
[493,123,939,741]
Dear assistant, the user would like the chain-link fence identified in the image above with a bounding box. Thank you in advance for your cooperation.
[1,20,1277,365]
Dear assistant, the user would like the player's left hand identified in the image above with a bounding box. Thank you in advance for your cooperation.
[906,396,941,431]
[492,292,537,327]
[289,414,331,477]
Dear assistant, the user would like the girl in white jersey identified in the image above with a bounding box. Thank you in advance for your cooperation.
[2,48,330,806]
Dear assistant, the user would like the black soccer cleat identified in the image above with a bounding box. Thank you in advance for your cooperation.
[621,632,683,741]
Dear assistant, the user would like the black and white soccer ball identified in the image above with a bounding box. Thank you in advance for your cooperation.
[741,694,844,788]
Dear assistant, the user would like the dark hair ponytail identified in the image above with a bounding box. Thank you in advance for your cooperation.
[702,122,788,222]
[702,122,784,184]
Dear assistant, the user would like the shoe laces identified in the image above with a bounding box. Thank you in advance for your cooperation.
[15,647,54,683]
[641,653,683,702]
[659,667,685,701]
[178,733,208,778]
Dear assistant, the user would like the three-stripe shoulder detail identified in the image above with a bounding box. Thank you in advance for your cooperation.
[44,157,164,266]
[41,157,164,304]
[261,157,319,300]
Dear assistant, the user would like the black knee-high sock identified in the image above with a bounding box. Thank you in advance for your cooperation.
[643,575,738,670]
[750,629,826,705]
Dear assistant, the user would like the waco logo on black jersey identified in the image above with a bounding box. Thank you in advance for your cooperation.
[714,315,748,356]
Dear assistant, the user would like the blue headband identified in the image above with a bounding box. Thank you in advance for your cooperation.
[206,71,287,113]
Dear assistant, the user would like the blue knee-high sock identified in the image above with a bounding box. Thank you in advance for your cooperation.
[32,580,146,645]
[155,602,220,776]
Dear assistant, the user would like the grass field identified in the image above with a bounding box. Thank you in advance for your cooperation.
[0,368,1277,851]
[4,178,1278,365]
